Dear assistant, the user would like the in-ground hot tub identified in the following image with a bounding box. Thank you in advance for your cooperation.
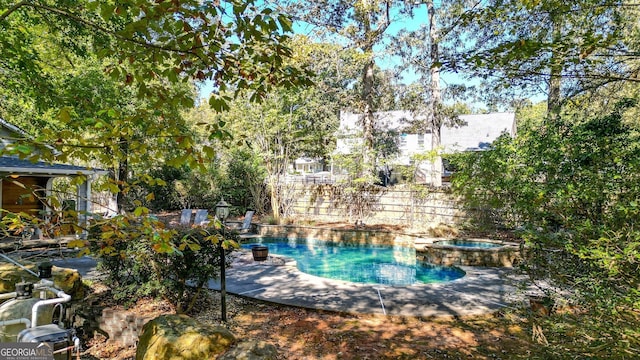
[418,238,521,267]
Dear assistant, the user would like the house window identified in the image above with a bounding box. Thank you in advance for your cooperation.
[399,134,407,147]
[442,157,457,182]
[417,134,424,148]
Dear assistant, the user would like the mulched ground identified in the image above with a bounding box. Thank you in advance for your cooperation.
[80,283,538,360]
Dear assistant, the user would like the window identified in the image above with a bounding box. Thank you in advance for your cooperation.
[417,134,424,148]
[399,134,407,147]
[442,157,457,182]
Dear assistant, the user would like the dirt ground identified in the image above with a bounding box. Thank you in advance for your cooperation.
[81,284,538,360]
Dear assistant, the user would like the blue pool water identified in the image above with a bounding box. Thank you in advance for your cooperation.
[243,238,465,286]
[436,240,502,249]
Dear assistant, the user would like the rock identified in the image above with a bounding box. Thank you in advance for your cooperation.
[218,340,278,360]
[136,314,235,360]
[0,263,84,300]
[52,266,84,300]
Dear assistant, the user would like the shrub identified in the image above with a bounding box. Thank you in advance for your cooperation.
[262,215,278,225]
[450,100,640,355]
[89,215,239,313]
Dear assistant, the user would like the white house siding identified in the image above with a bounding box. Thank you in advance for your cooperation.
[335,110,516,183]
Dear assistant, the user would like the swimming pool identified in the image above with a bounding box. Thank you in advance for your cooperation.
[242,237,465,286]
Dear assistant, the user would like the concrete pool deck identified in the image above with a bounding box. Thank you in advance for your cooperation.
[206,251,525,317]
[49,251,526,318]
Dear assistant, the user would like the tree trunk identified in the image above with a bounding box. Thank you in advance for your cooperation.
[269,174,281,222]
[116,137,128,213]
[361,53,376,178]
[427,0,443,187]
[547,9,563,120]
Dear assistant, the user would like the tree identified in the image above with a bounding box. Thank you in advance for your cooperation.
[204,36,384,221]
[275,0,401,178]
[0,1,307,181]
[284,36,401,168]
[448,0,640,117]
[0,0,308,173]
[0,0,309,254]
[450,99,640,355]
[391,1,481,186]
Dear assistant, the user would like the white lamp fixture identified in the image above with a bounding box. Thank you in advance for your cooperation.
[215,198,230,223]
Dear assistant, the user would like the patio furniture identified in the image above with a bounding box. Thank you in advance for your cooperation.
[240,210,254,233]
[179,209,192,225]
[194,209,209,226]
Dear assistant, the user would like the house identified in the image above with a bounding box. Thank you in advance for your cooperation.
[293,157,324,174]
[0,118,107,238]
[335,110,517,183]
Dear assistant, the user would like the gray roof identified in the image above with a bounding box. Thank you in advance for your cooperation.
[0,156,105,176]
[0,118,106,176]
[441,113,516,152]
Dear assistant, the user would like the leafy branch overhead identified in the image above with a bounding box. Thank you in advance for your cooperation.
[443,0,640,108]
[0,0,311,168]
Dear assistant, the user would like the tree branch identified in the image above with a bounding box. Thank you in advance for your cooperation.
[0,0,28,22]
[9,2,208,55]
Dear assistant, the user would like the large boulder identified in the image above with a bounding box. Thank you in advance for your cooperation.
[136,314,236,360]
[0,262,84,300]
[51,265,84,300]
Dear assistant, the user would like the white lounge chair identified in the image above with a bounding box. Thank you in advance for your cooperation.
[180,209,192,225]
[240,210,254,233]
[194,209,209,226]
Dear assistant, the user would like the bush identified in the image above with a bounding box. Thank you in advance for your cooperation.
[452,100,640,292]
[89,215,239,313]
[450,100,640,355]
[134,150,267,216]
[132,165,221,212]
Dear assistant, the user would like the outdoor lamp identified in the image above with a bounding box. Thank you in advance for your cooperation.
[215,197,230,321]
[215,198,230,223]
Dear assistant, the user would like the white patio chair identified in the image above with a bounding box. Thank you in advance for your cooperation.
[240,210,254,233]
[179,209,193,225]
[194,209,209,226]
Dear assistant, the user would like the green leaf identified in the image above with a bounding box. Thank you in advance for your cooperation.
[16,145,32,154]
[202,145,215,159]
[100,4,116,21]
[208,95,230,112]
[277,14,293,32]
[67,239,86,248]
[187,242,201,251]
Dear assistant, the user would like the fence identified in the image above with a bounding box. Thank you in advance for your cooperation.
[283,173,336,185]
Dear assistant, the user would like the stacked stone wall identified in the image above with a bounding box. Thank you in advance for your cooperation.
[255,224,419,245]
[285,184,467,229]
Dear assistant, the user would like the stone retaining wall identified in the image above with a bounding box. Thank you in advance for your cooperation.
[285,184,467,229]
[255,224,420,246]
[419,243,522,267]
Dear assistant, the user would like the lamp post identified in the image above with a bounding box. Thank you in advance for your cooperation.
[215,198,230,322]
